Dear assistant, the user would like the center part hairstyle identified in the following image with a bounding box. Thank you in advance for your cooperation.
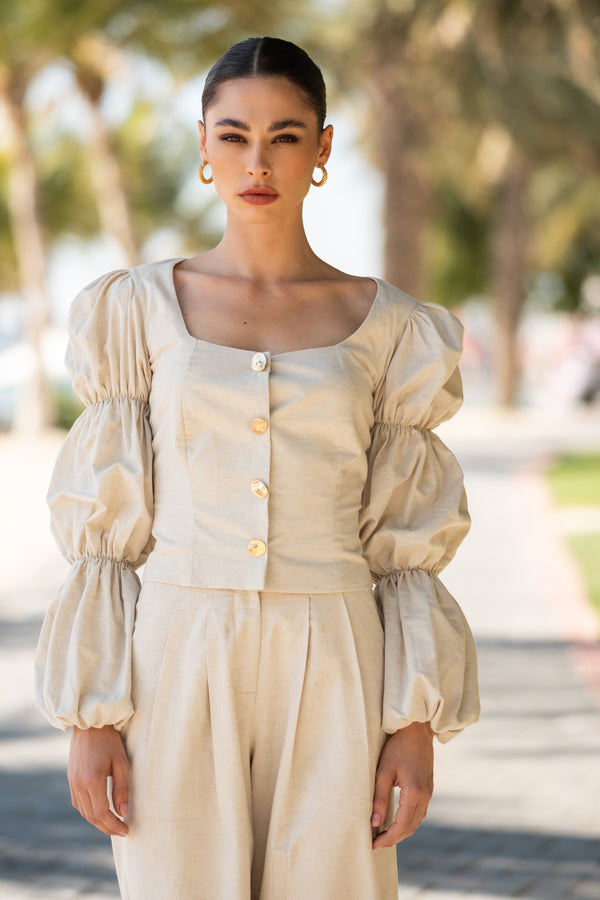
[202,36,327,131]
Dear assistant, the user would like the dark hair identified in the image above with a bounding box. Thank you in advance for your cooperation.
[202,37,327,131]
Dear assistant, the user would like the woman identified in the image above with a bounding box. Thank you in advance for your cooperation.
[35,36,479,900]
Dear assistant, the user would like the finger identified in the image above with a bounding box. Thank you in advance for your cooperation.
[371,764,394,828]
[373,794,428,848]
[86,783,129,837]
[111,754,130,820]
[72,774,129,837]
[372,810,419,848]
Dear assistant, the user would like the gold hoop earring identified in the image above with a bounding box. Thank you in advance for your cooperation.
[199,161,213,185]
[311,165,327,187]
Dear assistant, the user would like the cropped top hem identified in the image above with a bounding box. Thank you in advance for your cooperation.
[142,556,375,593]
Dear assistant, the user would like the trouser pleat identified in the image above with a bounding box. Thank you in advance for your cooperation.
[112,583,398,900]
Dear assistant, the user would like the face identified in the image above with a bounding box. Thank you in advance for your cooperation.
[199,76,333,220]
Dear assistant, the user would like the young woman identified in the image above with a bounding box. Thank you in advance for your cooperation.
[36,36,479,900]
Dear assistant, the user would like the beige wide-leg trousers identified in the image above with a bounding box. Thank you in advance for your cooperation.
[112,582,398,899]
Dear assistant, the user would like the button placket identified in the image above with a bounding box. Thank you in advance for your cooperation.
[247,351,270,564]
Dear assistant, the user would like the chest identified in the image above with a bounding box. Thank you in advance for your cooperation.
[174,277,375,355]
[147,336,377,456]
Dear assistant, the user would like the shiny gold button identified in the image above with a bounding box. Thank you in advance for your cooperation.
[251,352,267,372]
[250,417,268,434]
[248,539,267,557]
[250,480,269,499]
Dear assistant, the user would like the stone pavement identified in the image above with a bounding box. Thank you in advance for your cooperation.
[1,407,600,899]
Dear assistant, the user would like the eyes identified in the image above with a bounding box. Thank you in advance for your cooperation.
[218,133,300,144]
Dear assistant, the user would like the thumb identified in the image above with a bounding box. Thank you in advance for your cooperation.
[111,753,130,820]
[371,763,393,828]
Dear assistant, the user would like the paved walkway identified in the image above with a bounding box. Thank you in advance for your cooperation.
[1,407,600,899]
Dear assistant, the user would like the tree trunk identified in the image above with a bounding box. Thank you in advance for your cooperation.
[3,81,53,434]
[86,95,138,266]
[368,32,432,299]
[489,144,532,407]
[380,119,432,300]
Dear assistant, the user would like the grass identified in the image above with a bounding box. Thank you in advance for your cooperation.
[545,454,600,616]
[545,454,600,507]
[565,534,600,614]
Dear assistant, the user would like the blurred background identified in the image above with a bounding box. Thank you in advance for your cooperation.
[1,1,600,898]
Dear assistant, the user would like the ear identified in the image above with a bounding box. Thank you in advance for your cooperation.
[317,124,333,167]
[198,120,207,158]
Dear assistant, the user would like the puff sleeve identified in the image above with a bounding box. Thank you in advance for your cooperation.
[34,269,154,731]
[359,302,480,743]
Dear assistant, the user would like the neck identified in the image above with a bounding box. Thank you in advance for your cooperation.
[204,213,326,285]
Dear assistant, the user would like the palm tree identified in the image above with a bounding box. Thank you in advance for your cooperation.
[455,0,600,403]
[0,11,55,431]
[320,0,600,403]
[0,0,230,431]
[69,31,139,264]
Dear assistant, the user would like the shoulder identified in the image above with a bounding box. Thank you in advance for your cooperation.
[370,282,465,424]
[75,257,182,302]
[371,280,463,365]
[70,257,183,330]
[376,279,463,342]
[66,265,162,398]
[68,268,132,340]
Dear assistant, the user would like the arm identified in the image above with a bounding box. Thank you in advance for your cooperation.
[35,269,154,834]
[359,302,480,846]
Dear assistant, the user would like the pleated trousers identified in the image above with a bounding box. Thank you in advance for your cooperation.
[112,581,398,899]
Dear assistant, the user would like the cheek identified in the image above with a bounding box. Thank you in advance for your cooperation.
[206,142,230,166]
[291,155,318,184]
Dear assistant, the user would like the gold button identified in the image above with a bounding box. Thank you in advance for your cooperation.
[248,539,267,557]
[250,479,269,499]
[250,417,268,434]
[251,352,267,372]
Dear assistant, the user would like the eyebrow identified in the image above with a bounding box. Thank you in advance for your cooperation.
[214,117,308,131]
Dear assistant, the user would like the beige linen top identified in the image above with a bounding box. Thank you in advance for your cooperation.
[35,258,480,741]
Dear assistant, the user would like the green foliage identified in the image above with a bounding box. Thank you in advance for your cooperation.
[428,181,488,307]
[546,454,600,507]
[565,533,600,615]
[0,156,18,292]
[546,453,600,616]
[37,135,99,238]
[111,99,220,251]
[51,381,84,430]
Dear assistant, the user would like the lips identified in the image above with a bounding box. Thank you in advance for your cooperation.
[239,187,278,196]
[238,186,279,205]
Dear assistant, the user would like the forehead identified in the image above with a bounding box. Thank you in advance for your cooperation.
[205,76,317,126]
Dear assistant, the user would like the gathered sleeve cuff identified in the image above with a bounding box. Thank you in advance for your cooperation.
[359,302,480,742]
[35,269,154,731]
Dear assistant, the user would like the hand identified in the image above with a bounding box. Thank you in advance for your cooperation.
[68,724,130,837]
[371,722,434,848]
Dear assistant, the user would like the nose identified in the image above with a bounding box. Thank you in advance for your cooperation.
[246,144,271,178]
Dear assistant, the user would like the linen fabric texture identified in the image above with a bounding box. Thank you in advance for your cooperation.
[111,583,398,899]
[35,257,479,741]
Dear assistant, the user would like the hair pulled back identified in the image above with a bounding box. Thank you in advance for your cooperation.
[202,37,327,131]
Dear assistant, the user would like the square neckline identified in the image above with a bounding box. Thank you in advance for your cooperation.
[167,257,383,358]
